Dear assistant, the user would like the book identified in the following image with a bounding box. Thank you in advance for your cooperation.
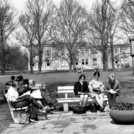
[108,89,117,94]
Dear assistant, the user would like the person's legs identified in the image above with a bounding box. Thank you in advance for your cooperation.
[83,94,88,107]
[30,97,43,109]
[80,94,84,106]
[11,100,29,108]
[112,93,118,105]
[40,90,53,106]
[94,94,103,108]
[107,93,113,108]
[99,94,104,107]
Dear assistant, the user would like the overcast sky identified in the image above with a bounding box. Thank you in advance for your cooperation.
[10,0,123,13]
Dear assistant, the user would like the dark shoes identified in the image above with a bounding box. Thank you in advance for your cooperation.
[100,107,105,112]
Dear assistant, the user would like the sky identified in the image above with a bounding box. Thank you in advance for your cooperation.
[10,0,123,13]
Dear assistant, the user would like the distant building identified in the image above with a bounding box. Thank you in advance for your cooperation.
[28,43,132,71]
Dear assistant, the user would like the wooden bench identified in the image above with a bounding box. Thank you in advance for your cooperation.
[5,94,28,123]
[56,86,108,112]
[5,84,47,123]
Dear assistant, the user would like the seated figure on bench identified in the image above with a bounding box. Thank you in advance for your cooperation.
[105,74,121,108]
[29,79,54,111]
[5,75,16,93]
[74,74,89,107]
[88,71,105,112]
[6,78,44,123]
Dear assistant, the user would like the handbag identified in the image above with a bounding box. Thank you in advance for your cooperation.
[90,103,97,113]
[72,105,86,114]
[20,111,30,124]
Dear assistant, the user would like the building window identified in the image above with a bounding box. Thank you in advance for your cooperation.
[47,61,50,66]
[120,48,124,52]
[93,58,97,66]
[85,50,88,54]
[81,49,84,55]
[86,59,88,65]
[115,48,118,54]
[82,59,84,65]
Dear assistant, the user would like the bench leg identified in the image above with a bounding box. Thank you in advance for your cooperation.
[11,110,22,123]
[63,103,69,112]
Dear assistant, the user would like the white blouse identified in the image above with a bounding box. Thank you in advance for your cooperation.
[89,79,104,93]
[6,86,19,102]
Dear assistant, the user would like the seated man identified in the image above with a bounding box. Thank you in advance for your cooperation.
[105,74,121,108]
[29,80,55,111]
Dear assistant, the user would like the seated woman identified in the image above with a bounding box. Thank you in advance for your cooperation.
[105,74,121,108]
[5,75,16,93]
[6,80,44,123]
[74,74,89,107]
[88,71,105,112]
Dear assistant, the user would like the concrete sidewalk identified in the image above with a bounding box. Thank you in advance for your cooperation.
[2,110,134,134]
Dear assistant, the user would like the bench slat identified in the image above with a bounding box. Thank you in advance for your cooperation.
[57,96,108,103]
[58,86,74,90]
[58,90,74,93]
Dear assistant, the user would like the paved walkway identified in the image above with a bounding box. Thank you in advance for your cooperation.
[2,110,134,134]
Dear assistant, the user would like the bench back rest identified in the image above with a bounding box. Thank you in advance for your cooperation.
[5,94,14,111]
[57,86,74,98]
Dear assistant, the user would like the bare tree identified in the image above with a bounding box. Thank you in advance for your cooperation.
[120,0,134,38]
[0,0,18,74]
[25,0,54,73]
[16,14,38,74]
[87,0,120,71]
[50,0,88,72]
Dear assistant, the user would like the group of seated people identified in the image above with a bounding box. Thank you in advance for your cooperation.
[74,71,121,112]
[5,72,121,123]
[5,75,54,123]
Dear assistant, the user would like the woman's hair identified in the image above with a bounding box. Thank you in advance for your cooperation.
[16,75,23,82]
[79,74,86,80]
[29,79,35,86]
[23,79,29,85]
[10,75,15,81]
[93,71,100,77]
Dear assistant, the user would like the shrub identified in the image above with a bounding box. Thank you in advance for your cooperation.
[111,102,134,111]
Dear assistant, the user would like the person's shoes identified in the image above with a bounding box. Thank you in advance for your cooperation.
[30,119,37,123]
[100,107,105,112]
[38,109,47,113]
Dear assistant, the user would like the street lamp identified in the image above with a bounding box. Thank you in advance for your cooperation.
[129,39,134,76]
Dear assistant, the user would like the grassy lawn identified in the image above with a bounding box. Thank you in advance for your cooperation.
[0,70,134,102]
[0,70,134,133]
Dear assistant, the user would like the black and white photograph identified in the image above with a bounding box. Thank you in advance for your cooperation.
[0,0,134,133]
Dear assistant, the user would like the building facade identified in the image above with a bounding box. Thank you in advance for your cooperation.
[29,43,132,71]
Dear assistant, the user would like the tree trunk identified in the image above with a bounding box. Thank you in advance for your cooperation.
[38,41,42,74]
[1,62,5,75]
[29,52,33,74]
[69,64,73,72]
[110,36,115,70]
[38,49,42,74]
[102,51,108,71]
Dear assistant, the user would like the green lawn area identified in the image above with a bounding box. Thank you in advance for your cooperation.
[0,70,134,103]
